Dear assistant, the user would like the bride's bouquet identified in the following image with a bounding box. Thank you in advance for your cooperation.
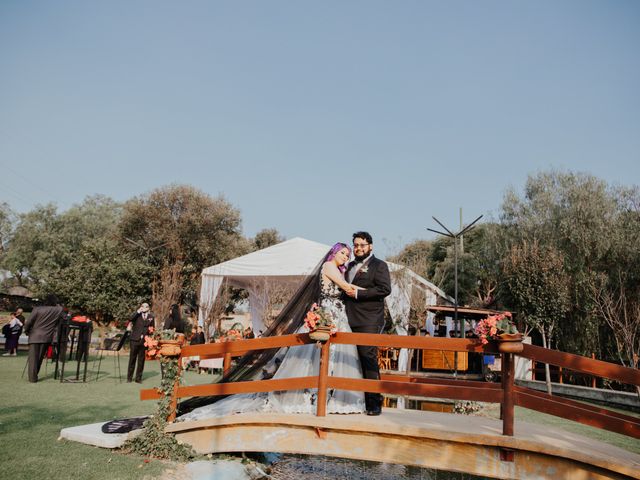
[305,303,336,340]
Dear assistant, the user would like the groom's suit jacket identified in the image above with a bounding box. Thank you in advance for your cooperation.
[344,255,392,329]
[129,311,155,343]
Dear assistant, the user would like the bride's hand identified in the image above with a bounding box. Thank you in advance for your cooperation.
[344,284,357,297]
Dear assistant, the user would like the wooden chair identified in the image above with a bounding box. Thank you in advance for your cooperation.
[378,347,392,371]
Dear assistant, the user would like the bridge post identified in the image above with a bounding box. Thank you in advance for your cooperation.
[316,340,330,417]
[502,352,515,436]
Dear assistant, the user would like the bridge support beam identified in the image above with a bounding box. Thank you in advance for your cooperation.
[167,411,640,479]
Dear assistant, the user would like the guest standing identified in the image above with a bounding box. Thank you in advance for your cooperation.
[3,311,23,356]
[126,302,155,383]
[190,325,205,345]
[163,304,184,333]
[23,295,66,382]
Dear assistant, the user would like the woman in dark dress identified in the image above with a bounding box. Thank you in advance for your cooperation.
[3,311,23,356]
[163,304,184,333]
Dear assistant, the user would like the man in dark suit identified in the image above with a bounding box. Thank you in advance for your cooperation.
[23,294,66,383]
[344,231,392,416]
[127,302,155,383]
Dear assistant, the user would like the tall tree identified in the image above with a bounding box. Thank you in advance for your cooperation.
[118,184,248,306]
[52,237,153,324]
[0,202,13,256]
[253,228,284,250]
[502,240,571,393]
[500,170,619,356]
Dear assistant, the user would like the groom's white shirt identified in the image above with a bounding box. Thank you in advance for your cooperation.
[347,253,373,291]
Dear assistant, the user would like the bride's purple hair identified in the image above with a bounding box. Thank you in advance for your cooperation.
[325,242,351,273]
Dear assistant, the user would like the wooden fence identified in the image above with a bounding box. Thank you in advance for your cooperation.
[140,333,640,440]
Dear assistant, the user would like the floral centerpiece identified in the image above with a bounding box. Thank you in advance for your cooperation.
[305,303,336,341]
[219,328,243,342]
[474,311,523,353]
[145,328,184,359]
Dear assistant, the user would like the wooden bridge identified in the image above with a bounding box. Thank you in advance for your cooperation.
[141,333,640,479]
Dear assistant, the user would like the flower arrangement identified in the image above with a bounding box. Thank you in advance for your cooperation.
[474,311,518,345]
[219,328,243,342]
[145,328,183,359]
[304,303,335,332]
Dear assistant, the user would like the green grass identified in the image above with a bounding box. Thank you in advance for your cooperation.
[478,402,640,455]
[1,350,638,480]
[0,350,214,480]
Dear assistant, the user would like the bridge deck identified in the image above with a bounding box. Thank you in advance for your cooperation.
[168,408,640,479]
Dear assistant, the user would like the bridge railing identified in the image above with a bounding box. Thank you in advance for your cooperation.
[140,333,640,439]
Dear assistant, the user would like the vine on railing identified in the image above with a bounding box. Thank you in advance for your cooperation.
[139,333,640,440]
[124,356,195,460]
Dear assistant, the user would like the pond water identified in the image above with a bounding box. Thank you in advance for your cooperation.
[269,454,492,480]
[264,399,492,479]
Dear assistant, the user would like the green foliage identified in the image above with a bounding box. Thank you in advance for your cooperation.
[124,357,195,461]
[388,239,433,279]
[0,196,151,322]
[118,184,249,303]
[52,237,153,323]
[0,201,13,255]
[502,240,571,344]
[500,170,639,356]
[253,228,284,250]
[391,224,507,308]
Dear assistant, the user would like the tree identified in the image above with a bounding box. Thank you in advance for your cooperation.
[0,203,60,287]
[502,240,571,393]
[1,196,121,287]
[589,273,640,394]
[392,224,506,309]
[253,228,284,250]
[118,184,249,305]
[389,240,433,280]
[52,237,153,324]
[0,202,13,256]
[500,170,620,356]
[0,196,153,322]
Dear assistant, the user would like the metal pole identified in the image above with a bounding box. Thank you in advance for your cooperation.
[453,234,459,376]
[427,213,483,379]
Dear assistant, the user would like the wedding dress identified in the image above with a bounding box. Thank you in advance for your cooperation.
[179,271,365,421]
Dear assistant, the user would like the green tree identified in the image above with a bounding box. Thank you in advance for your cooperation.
[399,224,506,309]
[389,240,433,279]
[0,201,13,256]
[52,237,153,323]
[1,203,60,287]
[118,184,248,305]
[0,196,152,322]
[502,240,571,393]
[253,228,284,250]
[500,170,619,356]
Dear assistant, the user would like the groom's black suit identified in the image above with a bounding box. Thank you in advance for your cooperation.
[344,255,391,412]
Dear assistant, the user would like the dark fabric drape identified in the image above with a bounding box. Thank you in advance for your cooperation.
[178,255,325,414]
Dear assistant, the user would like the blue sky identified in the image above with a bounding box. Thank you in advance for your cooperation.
[1,1,638,258]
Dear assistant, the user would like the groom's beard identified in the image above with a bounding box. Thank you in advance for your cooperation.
[354,253,369,262]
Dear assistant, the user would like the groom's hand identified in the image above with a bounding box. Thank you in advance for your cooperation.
[345,284,357,297]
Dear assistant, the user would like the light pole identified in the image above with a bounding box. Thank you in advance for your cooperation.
[427,214,483,376]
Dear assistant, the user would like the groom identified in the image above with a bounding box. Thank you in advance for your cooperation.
[344,231,391,416]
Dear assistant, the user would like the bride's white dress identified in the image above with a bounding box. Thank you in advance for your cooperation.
[179,272,365,421]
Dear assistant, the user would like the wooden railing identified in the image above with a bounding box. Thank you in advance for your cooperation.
[140,333,640,440]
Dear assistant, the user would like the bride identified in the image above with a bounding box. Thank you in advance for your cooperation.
[179,242,366,421]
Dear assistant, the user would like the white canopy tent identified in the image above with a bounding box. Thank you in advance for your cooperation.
[198,237,453,375]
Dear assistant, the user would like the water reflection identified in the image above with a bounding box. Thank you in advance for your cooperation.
[270,454,492,480]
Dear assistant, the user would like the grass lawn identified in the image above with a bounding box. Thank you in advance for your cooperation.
[1,349,638,480]
[0,350,214,480]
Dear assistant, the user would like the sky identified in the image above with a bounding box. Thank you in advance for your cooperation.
[1,1,639,259]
